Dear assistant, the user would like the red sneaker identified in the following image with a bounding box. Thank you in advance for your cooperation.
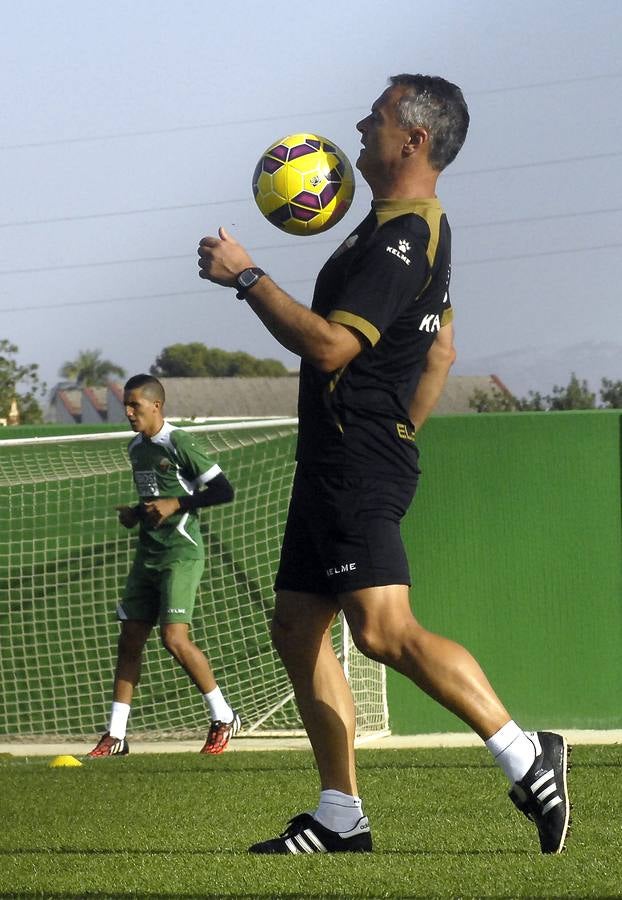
[200,712,241,755]
[87,732,129,758]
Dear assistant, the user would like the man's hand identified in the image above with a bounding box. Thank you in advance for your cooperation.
[115,505,140,529]
[142,498,181,528]
[198,227,255,287]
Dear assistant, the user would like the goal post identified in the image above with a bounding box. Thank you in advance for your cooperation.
[0,419,389,742]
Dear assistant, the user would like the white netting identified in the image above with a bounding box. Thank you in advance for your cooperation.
[0,420,388,741]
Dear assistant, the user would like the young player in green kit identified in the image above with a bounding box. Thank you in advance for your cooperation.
[88,374,240,757]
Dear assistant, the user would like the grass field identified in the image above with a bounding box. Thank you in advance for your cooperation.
[1,744,620,898]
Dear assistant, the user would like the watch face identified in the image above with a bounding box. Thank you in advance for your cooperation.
[239,270,256,288]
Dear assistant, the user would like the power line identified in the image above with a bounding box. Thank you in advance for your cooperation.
[1,207,621,277]
[445,150,622,178]
[1,73,620,152]
[454,207,622,229]
[1,241,620,315]
[458,240,622,266]
[471,72,622,95]
[0,197,249,230]
[1,149,620,231]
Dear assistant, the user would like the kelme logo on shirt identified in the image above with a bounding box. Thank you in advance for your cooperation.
[326,562,357,577]
[385,239,411,265]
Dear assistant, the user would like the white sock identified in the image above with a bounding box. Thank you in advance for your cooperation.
[314,790,363,833]
[485,720,537,784]
[203,686,233,723]
[108,701,131,740]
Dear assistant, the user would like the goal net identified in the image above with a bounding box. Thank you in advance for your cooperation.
[0,420,389,742]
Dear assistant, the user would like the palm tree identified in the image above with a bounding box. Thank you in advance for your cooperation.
[59,349,126,386]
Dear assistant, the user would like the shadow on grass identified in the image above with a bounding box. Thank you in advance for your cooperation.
[0,896,365,900]
[0,846,531,857]
[78,761,499,778]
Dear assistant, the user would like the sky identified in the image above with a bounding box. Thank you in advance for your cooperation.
[1,0,621,400]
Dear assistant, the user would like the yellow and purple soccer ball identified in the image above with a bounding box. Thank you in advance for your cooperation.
[252,133,355,235]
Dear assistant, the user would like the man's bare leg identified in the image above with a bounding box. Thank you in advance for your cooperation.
[340,584,510,738]
[160,622,217,694]
[160,622,238,753]
[113,619,152,705]
[272,590,358,795]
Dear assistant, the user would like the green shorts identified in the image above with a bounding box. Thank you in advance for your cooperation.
[118,554,205,625]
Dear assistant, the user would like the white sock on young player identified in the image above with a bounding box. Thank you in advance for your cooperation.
[314,789,364,833]
[108,701,131,740]
[485,720,537,784]
[203,686,233,723]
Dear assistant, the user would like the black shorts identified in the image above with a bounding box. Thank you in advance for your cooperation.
[274,467,417,595]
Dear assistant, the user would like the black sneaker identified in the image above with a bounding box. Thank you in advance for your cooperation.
[509,731,571,853]
[248,812,372,854]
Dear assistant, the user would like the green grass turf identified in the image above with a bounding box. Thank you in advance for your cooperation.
[0,745,620,898]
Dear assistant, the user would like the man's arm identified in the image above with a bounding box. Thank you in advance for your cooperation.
[177,472,234,512]
[198,227,363,372]
[143,472,235,528]
[409,322,456,431]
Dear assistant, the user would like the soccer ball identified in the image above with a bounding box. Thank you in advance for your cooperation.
[252,133,355,235]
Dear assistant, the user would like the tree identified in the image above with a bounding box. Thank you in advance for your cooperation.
[150,343,289,377]
[600,378,622,408]
[468,386,518,413]
[0,340,46,423]
[59,349,126,386]
[469,372,602,413]
[546,373,595,410]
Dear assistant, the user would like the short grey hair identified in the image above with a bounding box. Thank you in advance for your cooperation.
[390,74,469,171]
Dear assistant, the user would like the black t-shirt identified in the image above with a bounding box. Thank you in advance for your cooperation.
[296,197,454,481]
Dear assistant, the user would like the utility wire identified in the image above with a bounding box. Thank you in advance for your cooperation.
[1,207,621,277]
[1,150,620,231]
[0,198,249,229]
[1,241,621,315]
[1,72,620,151]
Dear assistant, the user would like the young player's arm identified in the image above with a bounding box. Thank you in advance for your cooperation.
[198,228,363,372]
[142,472,234,528]
[408,321,456,431]
[177,471,234,512]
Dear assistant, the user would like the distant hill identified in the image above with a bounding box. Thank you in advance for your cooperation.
[453,340,622,398]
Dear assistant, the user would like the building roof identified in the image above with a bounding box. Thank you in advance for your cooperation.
[82,386,107,413]
[47,374,511,423]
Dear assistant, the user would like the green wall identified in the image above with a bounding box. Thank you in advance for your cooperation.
[387,410,622,734]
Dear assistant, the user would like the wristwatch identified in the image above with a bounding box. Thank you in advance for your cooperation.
[236,267,266,299]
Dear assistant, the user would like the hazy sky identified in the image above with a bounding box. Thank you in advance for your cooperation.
[2,0,621,396]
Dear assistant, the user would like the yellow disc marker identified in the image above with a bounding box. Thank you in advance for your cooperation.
[48,755,83,768]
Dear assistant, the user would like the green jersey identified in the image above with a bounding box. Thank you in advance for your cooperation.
[128,421,220,562]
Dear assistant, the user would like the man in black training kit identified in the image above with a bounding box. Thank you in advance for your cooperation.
[197,75,570,854]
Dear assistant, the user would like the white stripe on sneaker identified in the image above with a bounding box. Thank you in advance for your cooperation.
[542,796,563,814]
[531,769,554,792]
[285,838,299,854]
[304,828,327,852]
[537,783,558,802]
[293,834,314,853]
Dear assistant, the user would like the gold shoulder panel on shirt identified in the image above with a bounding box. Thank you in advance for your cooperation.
[328,310,381,347]
[373,198,445,270]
